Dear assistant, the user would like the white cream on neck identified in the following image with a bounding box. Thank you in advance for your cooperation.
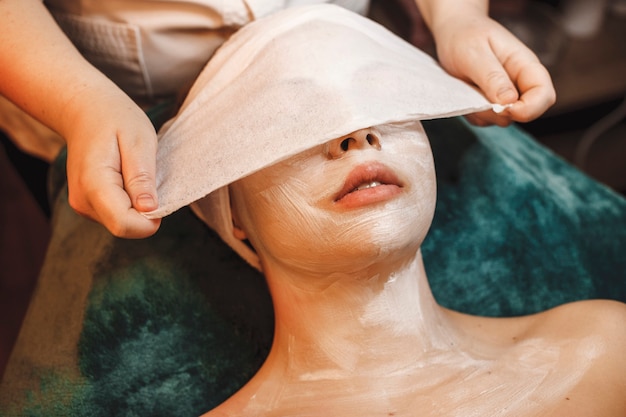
[218,122,601,417]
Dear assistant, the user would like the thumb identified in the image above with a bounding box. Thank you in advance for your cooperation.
[474,56,519,105]
[126,168,158,212]
[120,129,159,213]
[447,39,519,104]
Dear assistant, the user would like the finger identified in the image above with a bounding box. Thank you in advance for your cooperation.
[488,32,556,122]
[118,119,159,213]
[452,41,520,106]
[67,143,160,238]
[507,62,556,122]
[86,173,161,238]
[465,110,513,128]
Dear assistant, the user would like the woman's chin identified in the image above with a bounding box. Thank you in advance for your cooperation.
[324,232,424,273]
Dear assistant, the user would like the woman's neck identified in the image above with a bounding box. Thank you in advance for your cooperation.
[260,249,463,378]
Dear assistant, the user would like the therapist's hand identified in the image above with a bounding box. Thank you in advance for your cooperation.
[414,0,556,126]
[0,0,161,238]
[432,11,556,126]
[64,88,161,238]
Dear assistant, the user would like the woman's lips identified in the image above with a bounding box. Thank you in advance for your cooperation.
[334,162,403,208]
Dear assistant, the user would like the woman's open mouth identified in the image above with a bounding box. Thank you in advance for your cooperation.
[334,162,403,209]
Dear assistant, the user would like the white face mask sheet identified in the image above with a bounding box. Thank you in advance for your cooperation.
[144,4,494,268]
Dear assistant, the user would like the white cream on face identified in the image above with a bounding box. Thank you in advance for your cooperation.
[229,121,436,277]
[207,121,607,417]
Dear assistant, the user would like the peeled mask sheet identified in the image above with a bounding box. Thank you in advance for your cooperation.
[145,4,494,220]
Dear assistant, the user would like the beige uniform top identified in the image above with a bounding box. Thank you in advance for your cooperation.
[44,0,370,104]
[1,0,368,160]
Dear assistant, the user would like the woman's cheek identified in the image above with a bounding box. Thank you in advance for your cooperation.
[251,181,428,271]
[251,180,339,263]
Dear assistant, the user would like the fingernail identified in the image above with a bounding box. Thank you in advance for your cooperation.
[136,193,156,210]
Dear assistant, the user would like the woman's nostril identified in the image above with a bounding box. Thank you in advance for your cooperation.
[336,132,378,154]
[366,133,381,149]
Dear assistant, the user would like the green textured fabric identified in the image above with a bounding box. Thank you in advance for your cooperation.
[423,118,626,316]
[1,118,625,416]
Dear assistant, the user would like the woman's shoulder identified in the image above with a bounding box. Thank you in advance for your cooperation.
[458,299,626,342]
[530,299,626,341]
[450,299,626,415]
[527,300,626,416]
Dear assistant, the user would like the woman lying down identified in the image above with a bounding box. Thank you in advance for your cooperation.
[146,5,626,416]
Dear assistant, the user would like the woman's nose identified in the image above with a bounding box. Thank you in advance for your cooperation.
[325,128,381,159]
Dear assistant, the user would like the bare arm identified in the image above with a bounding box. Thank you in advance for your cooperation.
[0,0,160,237]
[414,0,556,126]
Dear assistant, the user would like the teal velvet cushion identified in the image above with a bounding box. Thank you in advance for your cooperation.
[424,118,626,316]
[1,118,624,416]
